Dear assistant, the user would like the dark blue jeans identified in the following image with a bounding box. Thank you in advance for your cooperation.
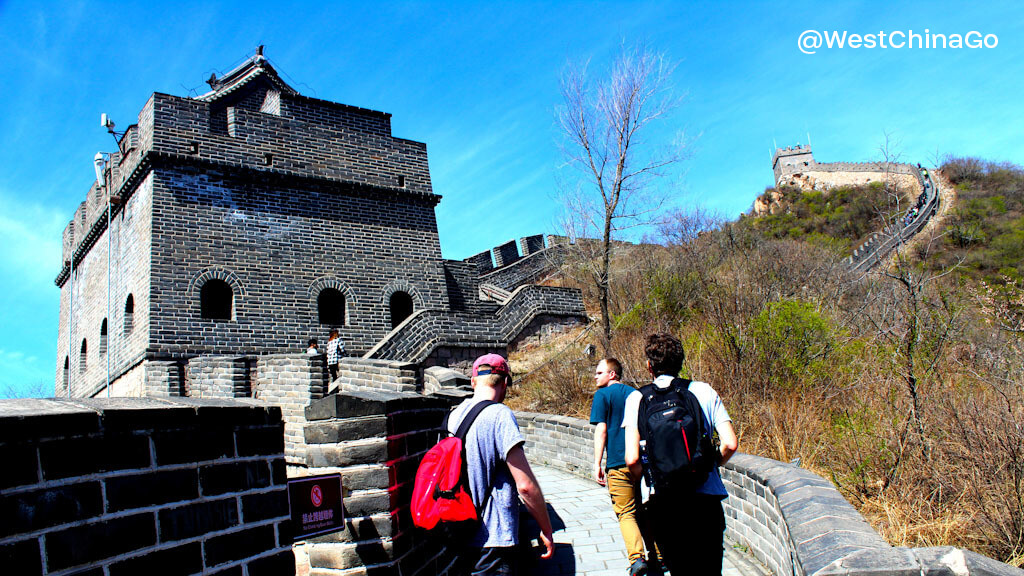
[459,546,518,576]
[647,492,725,576]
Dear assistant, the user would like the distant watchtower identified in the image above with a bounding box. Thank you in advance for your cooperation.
[771,144,815,185]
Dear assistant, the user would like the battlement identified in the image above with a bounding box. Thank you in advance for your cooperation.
[771,143,920,190]
[464,233,551,272]
[59,58,434,270]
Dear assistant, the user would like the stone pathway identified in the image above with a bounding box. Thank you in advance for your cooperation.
[522,466,772,576]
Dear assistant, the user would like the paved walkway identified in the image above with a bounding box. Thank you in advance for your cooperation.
[522,466,771,576]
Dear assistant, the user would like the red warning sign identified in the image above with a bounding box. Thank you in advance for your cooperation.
[287,473,344,540]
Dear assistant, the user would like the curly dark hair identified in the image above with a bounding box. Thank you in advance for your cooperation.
[644,333,685,377]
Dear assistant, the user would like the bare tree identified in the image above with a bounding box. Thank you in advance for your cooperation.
[558,43,687,345]
[1,380,53,399]
[858,137,963,466]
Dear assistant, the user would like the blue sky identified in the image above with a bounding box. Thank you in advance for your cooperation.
[1,1,1021,397]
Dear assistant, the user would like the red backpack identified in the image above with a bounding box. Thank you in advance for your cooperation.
[411,400,497,530]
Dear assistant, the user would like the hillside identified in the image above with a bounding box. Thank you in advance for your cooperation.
[926,157,1024,281]
[508,156,1024,566]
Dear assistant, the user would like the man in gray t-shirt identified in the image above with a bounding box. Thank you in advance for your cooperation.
[446,353,554,574]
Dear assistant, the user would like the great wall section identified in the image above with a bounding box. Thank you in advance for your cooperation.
[3,51,1021,576]
[767,144,944,275]
[7,376,1022,575]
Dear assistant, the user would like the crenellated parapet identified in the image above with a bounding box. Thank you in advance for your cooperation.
[771,144,920,190]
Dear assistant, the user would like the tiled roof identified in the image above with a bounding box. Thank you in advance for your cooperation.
[195,55,298,102]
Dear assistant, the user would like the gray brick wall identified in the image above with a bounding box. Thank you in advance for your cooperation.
[335,357,419,395]
[55,173,154,398]
[254,353,328,467]
[0,398,293,575]
[519,234,545,256]
[492,239,520,268]
[366,284,586,364]
[56,61,454,395]
[300,389,465,576]
[464,250,494,273]
[146,163,447,358]
[512,414,1024,576]
[480,244,569,292]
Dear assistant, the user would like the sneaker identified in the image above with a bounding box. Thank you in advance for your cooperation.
[628,558,648,576]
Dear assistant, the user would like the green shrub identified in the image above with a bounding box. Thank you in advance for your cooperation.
[749,299,833,387]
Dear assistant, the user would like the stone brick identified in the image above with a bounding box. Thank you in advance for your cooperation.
[159,497,239,541]
[152,424,237,465]
[236,424,286,456]
[305,416,387,444]
[204,524,276,567]
[246,549,297,576]
[0,444,40,489]
[205,566,244,576]
[44,512,156,571]
[107,542,203,576]
[0,538,42,575]
[106,468,199,512]
[308,540,395,570]
[343,490,392,518]
[200,460,272,495]
[241,488,289,522]
[38,432,151,479]
[306,439,388,468]
[0,481,103,538]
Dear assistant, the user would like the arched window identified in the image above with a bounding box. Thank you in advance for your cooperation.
[318,288,345,325]
[63,356,69,390]
[124,294,135,335]
[79,339,88,374]
[201,280,233,321]
[390,291,414,329]
[100,319,108,356]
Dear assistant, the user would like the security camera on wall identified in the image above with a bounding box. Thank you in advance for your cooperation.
[101,113,115,131]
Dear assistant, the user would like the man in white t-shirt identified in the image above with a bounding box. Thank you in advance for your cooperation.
[447,353,555,575]
[623,334,738,576]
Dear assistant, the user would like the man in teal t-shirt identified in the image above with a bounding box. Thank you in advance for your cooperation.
[590,358,657,576]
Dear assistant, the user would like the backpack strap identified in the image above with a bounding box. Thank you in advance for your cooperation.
[446,400,501,517]
[452,400,497,440]
[668,377,692,394]
[671,377,712,439]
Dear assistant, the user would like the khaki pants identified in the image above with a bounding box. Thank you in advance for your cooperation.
[606,466,658,563]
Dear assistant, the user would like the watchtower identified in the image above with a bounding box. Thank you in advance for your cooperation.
[771,144,816,184]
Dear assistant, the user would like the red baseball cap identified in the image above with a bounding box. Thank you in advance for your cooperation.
[473,353,510,377]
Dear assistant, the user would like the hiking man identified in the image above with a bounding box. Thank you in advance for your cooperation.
[591,358,657,575]
[447,353,555,574]
[624,334,738,576]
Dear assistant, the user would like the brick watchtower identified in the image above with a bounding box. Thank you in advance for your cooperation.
[55,52,587,398]
[771,144,816,185]
[55,54,450,397]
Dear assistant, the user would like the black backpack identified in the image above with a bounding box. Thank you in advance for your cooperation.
[638,378,715,492]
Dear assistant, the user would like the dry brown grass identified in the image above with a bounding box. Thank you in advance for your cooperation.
[518,219,1024,564]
